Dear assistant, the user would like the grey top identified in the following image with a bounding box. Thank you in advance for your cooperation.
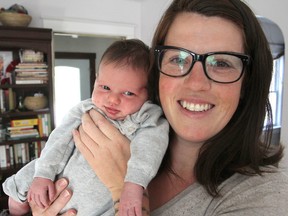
[151,167,288,216]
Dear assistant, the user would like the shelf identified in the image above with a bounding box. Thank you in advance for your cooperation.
[0,136,48,146]
[0,84,48,89]
[0,163,24,174]
[0,109,50,118]
[0,26,54,202]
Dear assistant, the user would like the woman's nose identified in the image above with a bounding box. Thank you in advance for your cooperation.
[184,62,211,90]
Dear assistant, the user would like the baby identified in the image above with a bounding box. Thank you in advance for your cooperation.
[3,39,169,215]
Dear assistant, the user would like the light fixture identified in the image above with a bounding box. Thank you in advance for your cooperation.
[54,32,79,38]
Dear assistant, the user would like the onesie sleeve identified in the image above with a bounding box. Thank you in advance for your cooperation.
[124,102,169,188]
[34,99,95,180]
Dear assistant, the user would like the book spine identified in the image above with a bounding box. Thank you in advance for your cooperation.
[0,145,7,168]
[9,145,14,166]
[11,118,38,127]
[0,89,5,113]
[5,145,10,167]
[21,143,28,164]
[38,114,43,137]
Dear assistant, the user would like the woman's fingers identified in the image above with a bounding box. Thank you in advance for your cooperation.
[74,110,132,190]
[88,109,123,141]
[74,125,125,189]
[73,126,97,162]
[81,112,109,144]
[83,110,130,159]
[29,178,76,216]
[44,189,73,215]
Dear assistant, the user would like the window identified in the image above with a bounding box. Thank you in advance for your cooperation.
[257,16,285,130]
[268,56,284,128]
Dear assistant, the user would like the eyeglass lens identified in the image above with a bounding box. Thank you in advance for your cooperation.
[159,48,245,83]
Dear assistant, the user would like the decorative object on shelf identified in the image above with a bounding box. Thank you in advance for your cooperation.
[23,93,48,111]
[0,51,13,84]
[17,96,25,111]
[19,50,44,63]
[0,4,32,27]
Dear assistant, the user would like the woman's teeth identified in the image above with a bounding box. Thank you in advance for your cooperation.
[180,101,212,112]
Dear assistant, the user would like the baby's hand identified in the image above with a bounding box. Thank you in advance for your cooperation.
[27,177,56,208]
[119,182,144,216]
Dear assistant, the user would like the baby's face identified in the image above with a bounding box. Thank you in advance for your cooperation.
[91,62,148,120]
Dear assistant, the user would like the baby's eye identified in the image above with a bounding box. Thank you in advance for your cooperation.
[102,85,110,90]
[123,91,135,96]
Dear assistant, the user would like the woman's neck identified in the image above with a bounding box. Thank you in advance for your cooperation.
[148,135,202,211]
[169,135,201,177]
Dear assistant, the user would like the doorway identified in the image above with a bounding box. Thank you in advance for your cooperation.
[54,52,96,126]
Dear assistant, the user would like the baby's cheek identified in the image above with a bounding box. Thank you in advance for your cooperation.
[91,94,101,107]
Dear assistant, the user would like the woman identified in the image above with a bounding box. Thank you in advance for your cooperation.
[27,0,288,215]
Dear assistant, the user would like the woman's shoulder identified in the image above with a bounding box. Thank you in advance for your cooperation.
[151,167,288,216]
[209,166,288,215]
[217,166,288,199]
[221,166,288,189]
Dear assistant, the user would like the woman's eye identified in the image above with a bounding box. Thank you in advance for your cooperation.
[207,56,232,69]
[170,57,187,66]
[123,91,135,96]
[213,60,230,68]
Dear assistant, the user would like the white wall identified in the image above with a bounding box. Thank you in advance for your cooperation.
[141,0,172,45]
[1,0,142,37]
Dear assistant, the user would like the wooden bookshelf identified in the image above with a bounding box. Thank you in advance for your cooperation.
[0,26,54,209]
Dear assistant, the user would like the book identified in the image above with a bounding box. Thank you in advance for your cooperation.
[11,118,38,127]
[15,71,48,76]
[15,62,48,85]
[0,89,5,113]
[9,145,14,166]
[7,125,34,131]
[16,62,48,69]
[15,79,47,84]
[9,129,39,139]
[29,142,36,160]
[38,114,43,137]
[38,114,51,137]
[13,143,22,164]
[0,145,7,168]
[5,145,10,167]
[0,145,12,168]
[21,143,28,164]
[9,129,39,136]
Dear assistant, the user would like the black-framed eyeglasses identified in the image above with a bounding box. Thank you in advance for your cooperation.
[155,45,250,84]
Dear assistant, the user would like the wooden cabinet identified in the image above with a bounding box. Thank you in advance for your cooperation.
[0,26,54,209]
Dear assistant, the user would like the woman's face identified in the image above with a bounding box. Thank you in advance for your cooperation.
[159,13,244,145]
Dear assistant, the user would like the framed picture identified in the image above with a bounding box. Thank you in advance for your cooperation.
[0,51,13,80]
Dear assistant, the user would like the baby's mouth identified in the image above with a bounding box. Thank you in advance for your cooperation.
[180,100,213,112]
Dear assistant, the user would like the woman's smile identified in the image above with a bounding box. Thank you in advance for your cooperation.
[180,100,213,112]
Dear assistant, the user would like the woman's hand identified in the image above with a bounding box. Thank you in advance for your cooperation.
[73,109,131,200]
[29,178,76,216]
